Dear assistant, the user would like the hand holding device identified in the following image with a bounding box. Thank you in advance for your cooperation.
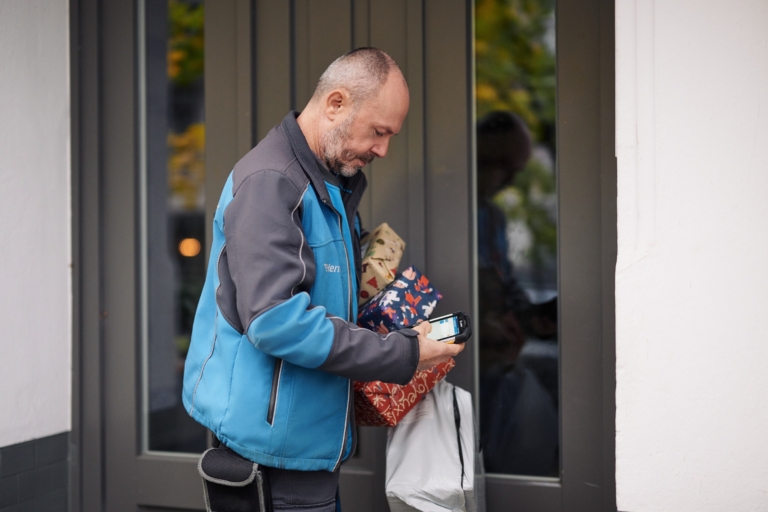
[413,321,465,370]
[426,312,472,344]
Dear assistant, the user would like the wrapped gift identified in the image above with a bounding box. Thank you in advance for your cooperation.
[359,223,406,306]
[354,358,455,427]
[355,265,450,427]
[358,266,442,331]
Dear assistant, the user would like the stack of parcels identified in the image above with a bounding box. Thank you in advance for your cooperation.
[354,224,454,427]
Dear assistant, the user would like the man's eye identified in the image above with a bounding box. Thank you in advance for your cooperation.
[374,130,383,137]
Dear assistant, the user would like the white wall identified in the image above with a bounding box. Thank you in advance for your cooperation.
[0,0,71,447]
[615,1,768,510]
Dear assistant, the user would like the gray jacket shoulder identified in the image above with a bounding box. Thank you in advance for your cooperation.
[232,124,308,196]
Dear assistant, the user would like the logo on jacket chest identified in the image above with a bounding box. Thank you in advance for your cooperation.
[323,263,341,273]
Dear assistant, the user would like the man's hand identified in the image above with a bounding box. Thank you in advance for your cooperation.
[412,321,465,371]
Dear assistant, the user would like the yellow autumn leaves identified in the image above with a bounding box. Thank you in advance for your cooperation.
[168,123,205,211]
[166,0,205,211]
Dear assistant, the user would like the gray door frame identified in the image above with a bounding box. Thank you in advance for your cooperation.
[70,0,616,510]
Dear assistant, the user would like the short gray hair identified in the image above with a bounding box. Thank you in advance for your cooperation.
[311,47,404,107]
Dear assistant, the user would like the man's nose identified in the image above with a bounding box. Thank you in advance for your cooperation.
[371,139,389,158]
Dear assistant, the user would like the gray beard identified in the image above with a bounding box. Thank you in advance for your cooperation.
[320,116,362,177]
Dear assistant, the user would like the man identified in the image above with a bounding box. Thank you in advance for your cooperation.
[182,48,464,511]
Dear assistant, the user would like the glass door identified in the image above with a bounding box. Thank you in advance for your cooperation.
[473,0,617,509]
[140,0,209,457]
[475,0,560,479]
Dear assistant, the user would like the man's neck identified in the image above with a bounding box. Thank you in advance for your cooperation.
[296,109,322,158]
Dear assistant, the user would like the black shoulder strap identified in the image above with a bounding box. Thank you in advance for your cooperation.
[453,385,466,489]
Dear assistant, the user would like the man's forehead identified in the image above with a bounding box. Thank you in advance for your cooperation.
[360,84,409,131]
[363,110,404,135]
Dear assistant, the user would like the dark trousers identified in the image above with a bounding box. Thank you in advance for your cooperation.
[206,436,340,512]
[265,465,340,512]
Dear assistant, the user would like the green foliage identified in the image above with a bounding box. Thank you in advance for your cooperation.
[477,0,557,273]
[476,0,555,144]
[168,0,204,86]
[494,158,557,267]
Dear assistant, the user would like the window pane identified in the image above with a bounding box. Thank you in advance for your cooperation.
[142,0,207,453]
[475,0,559,477]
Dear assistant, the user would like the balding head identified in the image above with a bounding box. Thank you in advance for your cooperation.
[311,47,407,109]
[298,48,410,177]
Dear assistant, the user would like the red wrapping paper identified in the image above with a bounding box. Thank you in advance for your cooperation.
[353,358,456,427]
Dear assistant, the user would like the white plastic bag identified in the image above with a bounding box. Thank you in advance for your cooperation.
[385,380,483,512]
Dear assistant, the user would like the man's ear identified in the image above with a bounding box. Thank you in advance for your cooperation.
[324,89,350,120]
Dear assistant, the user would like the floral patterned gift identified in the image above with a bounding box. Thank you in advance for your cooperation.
[357,266,443,332]
[354,266,452,427]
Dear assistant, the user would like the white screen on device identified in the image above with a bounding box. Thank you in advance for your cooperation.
[427,316,459,341]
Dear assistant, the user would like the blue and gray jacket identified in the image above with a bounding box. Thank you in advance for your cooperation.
[182,112,420,472]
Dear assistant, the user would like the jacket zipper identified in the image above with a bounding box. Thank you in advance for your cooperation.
[338,212,353,321]
[267,358,283,425]
[332,380,353,471]
[323,198,354,468]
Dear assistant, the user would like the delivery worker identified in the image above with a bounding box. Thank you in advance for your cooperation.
[182,47,464,511]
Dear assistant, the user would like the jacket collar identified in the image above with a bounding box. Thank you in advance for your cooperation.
[282,111,338,204]
[281,111,367,214]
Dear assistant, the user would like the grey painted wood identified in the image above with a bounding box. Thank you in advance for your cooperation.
[352,0,369,50]
[423,0,474,392]
[367,0,426,271]
[486,478,562,510]
[353,0,373,231]
[558,0,606,509]
[309,0,353,105]
[368,0,409,240]
[404,0,426,273]
[236,0,254,156]
[100,0,138,509]
[70,0,104,510]
[255,0,292,139]
[293,0,353,109]
[135,456,204,510]
[293,0,310,109]
[204,0,253,252]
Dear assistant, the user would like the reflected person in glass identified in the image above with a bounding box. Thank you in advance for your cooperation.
[477,111,559,476]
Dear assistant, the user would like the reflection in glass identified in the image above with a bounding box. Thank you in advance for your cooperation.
[475,0,559,477]
[143,0,207,453]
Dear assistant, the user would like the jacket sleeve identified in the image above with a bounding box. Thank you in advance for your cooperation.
[224,170,419,385]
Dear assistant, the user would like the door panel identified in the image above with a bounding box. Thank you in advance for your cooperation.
[294,0,352,108]
[367,0,426,271]
[557,0,606,507]
[101,0,139,508]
